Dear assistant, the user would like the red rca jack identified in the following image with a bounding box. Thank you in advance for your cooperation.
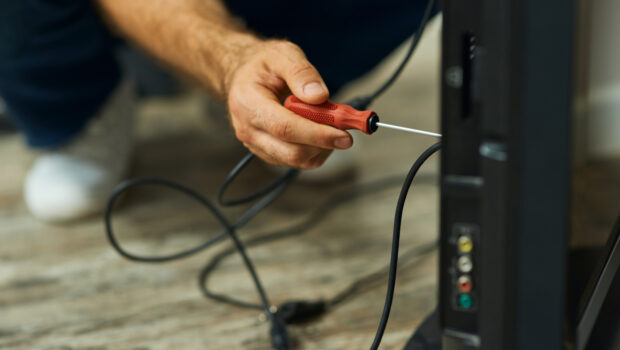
[457,275,473,293]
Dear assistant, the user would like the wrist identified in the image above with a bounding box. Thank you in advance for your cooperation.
[192,25,263,100]
[220,33,264,99]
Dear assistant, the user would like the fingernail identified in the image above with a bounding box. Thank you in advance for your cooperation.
[334,137,352,149]
[303,82,326,97]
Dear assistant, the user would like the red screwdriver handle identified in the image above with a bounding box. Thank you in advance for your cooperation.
[284,95,379,134]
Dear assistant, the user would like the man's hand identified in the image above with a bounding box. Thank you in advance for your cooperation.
[96,0,351,168]
[225,40,353,169]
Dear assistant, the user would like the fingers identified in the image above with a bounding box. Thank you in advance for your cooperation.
[250,87,353,150]
[243,130,333,169]
[267,42,329,105]
[230,86,351,168]
[226,39,352,168]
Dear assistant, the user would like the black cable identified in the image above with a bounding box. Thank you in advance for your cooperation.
[105,178,230,263]
[328,240,436,308]
[370,142,441,350]
[199,176,437,313]
[217,153,299,207]
[106,140,439,346]
[106,149,440,349]
[105,166,298,263]
[105,173,297,349]
[106,143,439,345]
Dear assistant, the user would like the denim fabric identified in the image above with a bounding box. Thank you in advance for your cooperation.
[0,0,432,148]
[0,0,120,148]
[226,0,434,92]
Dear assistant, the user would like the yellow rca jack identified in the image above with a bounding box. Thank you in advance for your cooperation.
[457,235,473,253]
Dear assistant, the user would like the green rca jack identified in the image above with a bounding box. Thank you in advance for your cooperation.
[458,294,474,309]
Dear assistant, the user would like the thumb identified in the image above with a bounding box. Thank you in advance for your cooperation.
[272,42,329,104]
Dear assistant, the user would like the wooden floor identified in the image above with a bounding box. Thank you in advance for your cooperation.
[0,19,444,350]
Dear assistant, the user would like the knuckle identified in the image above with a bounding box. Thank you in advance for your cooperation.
[227,91,243,117]
[234,126,251,143]
[306,152,328,169]
[311,156,327,168]
[288,61,315,78]
[271,40,301,53]
[287,148,307,167]
[258,153,278,166]
[319,130,337,147]
[263,41,296,60]
[273,120,293,140]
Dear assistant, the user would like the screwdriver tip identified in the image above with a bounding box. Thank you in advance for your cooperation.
[375,122,441,137]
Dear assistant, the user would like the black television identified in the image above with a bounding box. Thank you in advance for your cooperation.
[437,0,620,349]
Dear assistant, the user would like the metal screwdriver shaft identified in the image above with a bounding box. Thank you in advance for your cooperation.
[375,122,441,138]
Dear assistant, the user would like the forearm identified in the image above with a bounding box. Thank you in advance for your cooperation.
[95,0,260,99]
[97,0,353,169]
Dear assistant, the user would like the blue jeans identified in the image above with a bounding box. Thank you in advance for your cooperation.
[0,0,433,148]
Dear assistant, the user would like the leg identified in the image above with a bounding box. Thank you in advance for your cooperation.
[0,1,134,222]
[0,0,121,148]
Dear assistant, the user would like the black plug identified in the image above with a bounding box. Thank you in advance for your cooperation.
[270,316,292,350]
[277,300,327,324]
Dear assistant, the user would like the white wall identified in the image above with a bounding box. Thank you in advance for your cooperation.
[585,0,620,159]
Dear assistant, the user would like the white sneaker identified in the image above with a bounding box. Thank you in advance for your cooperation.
[23,81,135,222]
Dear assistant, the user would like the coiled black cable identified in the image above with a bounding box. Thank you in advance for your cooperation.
[105,142,440,349]
[199,175,438,312]
[105,174,298,349]
[105,172,297,263]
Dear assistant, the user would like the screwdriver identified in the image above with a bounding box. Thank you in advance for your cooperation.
[284,95,441,138]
